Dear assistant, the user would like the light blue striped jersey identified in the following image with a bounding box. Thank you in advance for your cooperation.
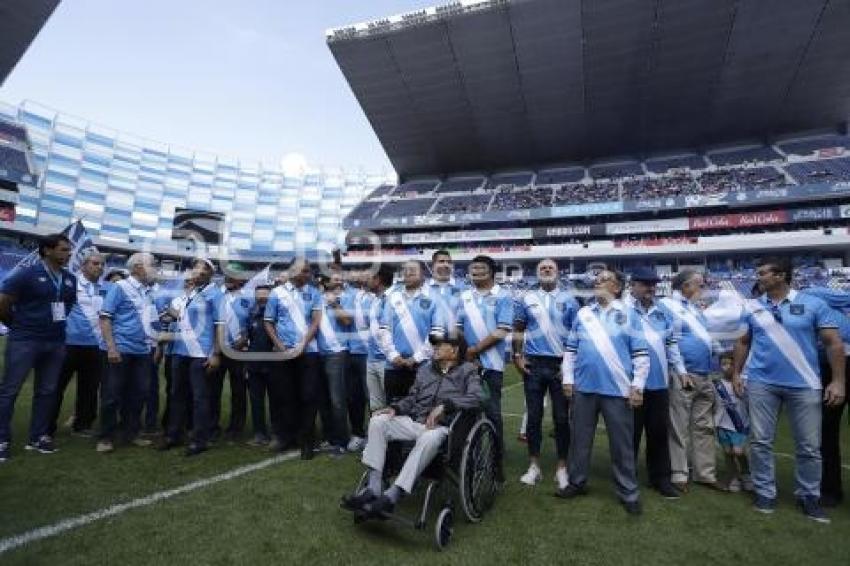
[66,277,103,347]
[263,282,322,353]
[566,301,650,397]
[380,286,443,363]
[99,276,156,355]
[514,287,579,357]
[626,294,686,390]
[742,290,837,389]
[172,283,224,359]
[456,284,514,371]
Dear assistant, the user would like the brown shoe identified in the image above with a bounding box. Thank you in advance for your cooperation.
[672,481,689,494]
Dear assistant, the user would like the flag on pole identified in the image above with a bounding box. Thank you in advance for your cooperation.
[12,220,96,275]
[242,264,271,296]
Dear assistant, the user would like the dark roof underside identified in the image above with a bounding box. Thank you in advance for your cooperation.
[0,0,60,86]
[329,0,850,178]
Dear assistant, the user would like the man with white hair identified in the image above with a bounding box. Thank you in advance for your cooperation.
[97,252,159,453]
[49,249,105,438]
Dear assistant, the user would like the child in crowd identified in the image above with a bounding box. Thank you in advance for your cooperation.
[714,352,753,492]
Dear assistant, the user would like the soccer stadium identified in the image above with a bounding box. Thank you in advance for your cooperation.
[1,0,849,563]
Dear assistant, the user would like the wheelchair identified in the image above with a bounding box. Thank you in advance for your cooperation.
[342,409,499,550]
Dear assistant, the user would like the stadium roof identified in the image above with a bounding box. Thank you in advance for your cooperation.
[0,0,59,86]
[328,0,850,179]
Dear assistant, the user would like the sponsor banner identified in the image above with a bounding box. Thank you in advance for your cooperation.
[689,210,788,230]
[551,201,624,216]
[533,224,604,238]
[399,227,533,245]
[606,217,689,236]
[614,236,695,248]
[790,206,840,222]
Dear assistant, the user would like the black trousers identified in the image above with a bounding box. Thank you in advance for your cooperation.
[49,345,102,435]
[161,354,192,432]
[384,366,417,405]
[633,388,673,488]
[819,353,848,501]
[209,354,247,435]
[270,353,320,448]
[346,353,368,438]
[246,361,274,438]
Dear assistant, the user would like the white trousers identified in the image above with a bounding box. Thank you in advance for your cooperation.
[361,413,449,493]
[366,361,386,411]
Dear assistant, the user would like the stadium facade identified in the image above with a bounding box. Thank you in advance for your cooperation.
[0,100,393,260]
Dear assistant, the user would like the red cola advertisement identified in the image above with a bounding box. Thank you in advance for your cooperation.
[688,210,788,230]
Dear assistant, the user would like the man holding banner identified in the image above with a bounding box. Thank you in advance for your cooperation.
[559,270,649,515]
[661,270,722,492]
[456,255,513,482]
[0,233,76,461]
[732,257,845,523]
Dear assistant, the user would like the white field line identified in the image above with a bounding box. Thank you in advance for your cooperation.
[0,451,300,556]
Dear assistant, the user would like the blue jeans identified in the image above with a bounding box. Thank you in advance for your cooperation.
[100,352,151,441]
[319,352,349,448]
[481,369,504,469]
[0,340,66,444]
[748,380,822,499]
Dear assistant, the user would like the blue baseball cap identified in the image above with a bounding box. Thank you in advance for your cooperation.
[630,267,660,284]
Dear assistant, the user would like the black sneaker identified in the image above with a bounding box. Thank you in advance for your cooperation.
[341,490,377,512]
[753,494,777,514]
[798,496,831,524]
[184,443,208,457]
[655,482,681,500]
[25,436,57,454]
[622,500,642,516]
[363,495,395,519]
[554,484,588,499]
[0,441,9,462]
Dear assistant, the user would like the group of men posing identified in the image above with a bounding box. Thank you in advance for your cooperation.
[0,236,846,523]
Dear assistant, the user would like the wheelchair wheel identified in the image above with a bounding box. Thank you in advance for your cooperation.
[434,507,453,550]
[458,417,498,523]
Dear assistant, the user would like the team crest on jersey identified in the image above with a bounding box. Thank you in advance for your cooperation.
[652,311,666,321]
[240,298,251,309]
[451,288,460,296]
[556,301,566,311]
[790,304,804,315]
[420,298,432,309]
[615,312,627,325]
[485,297,497,307]
[302,292,312,302]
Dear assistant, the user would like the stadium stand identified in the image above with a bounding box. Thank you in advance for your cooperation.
[553,181,619,204]
[644,155,707,174]
[378,197,436,218]
[434,177,485,194]
[589,162,643,179]
[536,168,585,184]
[431,193,492,214]
[778,135,850,156]
[396,180,439,196]
[708,146,782,166]
[785,156,850,184]
[490,185,552,210]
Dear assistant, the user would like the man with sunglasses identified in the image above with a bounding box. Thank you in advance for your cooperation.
[732,257,845,523]
[661,270,722,492]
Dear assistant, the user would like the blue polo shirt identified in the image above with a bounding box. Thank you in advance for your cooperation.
[66,277,103,347]
[343,286,369,355]
[566,302,650,397]
[426,277,464,331]
[172,283,224,359]
[264,282,322,352]
[456,284,514,371]
[0,262,77,343]
[380,287,444,363]
[366,292,387,362]
[514,287,579,357]
[317,294,348,355]
[742,290,838,389]
[99,277,155,355]
[221,291,251,348]
[660,293,714,375]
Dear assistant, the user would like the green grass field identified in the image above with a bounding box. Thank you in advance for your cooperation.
[0,338,848,565]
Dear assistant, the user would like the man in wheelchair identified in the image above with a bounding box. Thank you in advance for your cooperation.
[341,334,483,518]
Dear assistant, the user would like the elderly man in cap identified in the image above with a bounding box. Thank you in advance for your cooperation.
[626,267,687,499]
[210,262,251,440]
[342,334,483,517]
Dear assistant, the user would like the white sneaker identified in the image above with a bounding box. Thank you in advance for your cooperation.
[520,464,542,486]
[727,478,742,493]
[346,436,366,453]
[555,467,570,491]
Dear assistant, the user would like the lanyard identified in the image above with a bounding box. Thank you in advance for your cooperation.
[42,261,63,302]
